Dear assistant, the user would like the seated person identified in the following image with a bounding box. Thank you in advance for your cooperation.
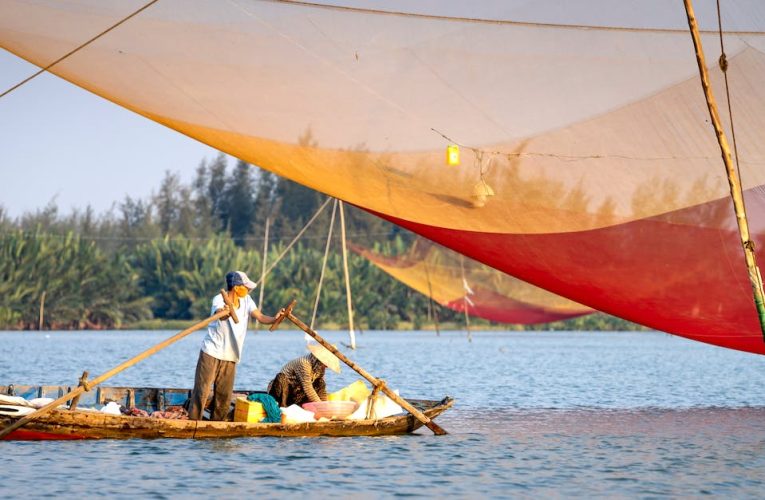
[267,343,340,407]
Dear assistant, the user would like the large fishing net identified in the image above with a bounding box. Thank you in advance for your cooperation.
[3,1,765,352]
[352,238,593,324]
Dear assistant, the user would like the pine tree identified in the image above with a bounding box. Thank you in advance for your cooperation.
[253,170,278,228]
[207,154,228,231]
[155,170,181,235]
[224,160,257,245]
[191,159,216,235]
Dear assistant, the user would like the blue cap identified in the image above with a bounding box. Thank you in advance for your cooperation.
[226,271,257,290]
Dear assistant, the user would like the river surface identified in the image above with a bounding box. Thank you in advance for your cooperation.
[2,329,765,498]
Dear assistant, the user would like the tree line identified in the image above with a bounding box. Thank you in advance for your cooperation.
[0,155,643,331]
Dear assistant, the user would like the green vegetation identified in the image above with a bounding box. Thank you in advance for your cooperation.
[0,230,151,329]
[0,154,644,331]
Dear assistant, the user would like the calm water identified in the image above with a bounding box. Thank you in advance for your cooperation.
[2,329,765,497]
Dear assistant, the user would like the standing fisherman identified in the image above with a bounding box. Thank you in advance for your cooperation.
[189,271,281,421]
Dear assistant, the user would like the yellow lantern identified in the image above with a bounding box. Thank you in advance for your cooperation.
[446,144,460,166]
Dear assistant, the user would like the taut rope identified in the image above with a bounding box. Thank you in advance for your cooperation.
[0,0,160,100]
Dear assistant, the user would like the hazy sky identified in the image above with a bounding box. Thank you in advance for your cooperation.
[0,49,221,218]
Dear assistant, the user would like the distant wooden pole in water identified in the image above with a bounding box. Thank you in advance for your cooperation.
[338,201,356,349]
[271,300,448,436]
[463,298,472,343]
[424,264,440,336]
[460,256,472,343]
[258,216,270,329]
[0,292,237,440]
[683,0,765,341]
[38,290,46,331]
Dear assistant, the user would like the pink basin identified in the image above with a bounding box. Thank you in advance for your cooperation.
[302,401,358,419]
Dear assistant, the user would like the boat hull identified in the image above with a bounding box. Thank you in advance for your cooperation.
[0,385,453,440]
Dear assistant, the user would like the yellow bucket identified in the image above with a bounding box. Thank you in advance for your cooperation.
[234,397,266,423]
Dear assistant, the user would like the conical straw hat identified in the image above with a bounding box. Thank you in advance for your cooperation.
[307,343,341,373]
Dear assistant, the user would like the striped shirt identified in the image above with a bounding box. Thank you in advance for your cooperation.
[270,354,327,403]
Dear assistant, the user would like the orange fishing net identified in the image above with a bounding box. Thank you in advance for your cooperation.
[3,1,765,352]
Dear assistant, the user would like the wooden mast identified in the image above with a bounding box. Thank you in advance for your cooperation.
[38,291,46,331]
[257,216,269,328]
[338,201,357,349]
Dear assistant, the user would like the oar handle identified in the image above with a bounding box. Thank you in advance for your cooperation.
[278,304,448,436]
[219,289,239,324]
[269,299,296,331]
[0,292,233,440]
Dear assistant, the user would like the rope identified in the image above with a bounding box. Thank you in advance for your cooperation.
[0,229,395,243]
[716,0,746,211]
[253,197,331,287]
[260,0,763,35]
[310,199,338,331]
[430,127,752,164]
[0,0,160,100]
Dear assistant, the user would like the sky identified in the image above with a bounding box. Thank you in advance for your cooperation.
[0,49,221,218]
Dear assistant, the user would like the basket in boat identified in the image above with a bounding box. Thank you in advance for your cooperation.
[302,401,357,419]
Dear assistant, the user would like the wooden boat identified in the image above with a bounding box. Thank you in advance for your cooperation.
[0,384,453,440]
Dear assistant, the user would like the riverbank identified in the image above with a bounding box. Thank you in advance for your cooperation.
[3,313,648,332]
[121,312,645,332]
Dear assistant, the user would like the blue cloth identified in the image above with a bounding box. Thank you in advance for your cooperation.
[247,392,281,423]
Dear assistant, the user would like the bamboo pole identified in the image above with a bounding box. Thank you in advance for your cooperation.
[258,216,270,329]
[0,291,238,439]
[67,371,89,412]
[271,300,448,435]
[338,201,356,349]
[683,0,765,339]
[311,199,338,331]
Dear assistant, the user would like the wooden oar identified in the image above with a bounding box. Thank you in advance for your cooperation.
[270,300,448,436]
[0,290,239,440]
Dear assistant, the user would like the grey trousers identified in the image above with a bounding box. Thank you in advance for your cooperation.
[189,351,237,421]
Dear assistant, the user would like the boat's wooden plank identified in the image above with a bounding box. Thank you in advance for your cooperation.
[100,388,130,406]
[134,388,159,412]
[5,385,276,412]
[163,389,191,407]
